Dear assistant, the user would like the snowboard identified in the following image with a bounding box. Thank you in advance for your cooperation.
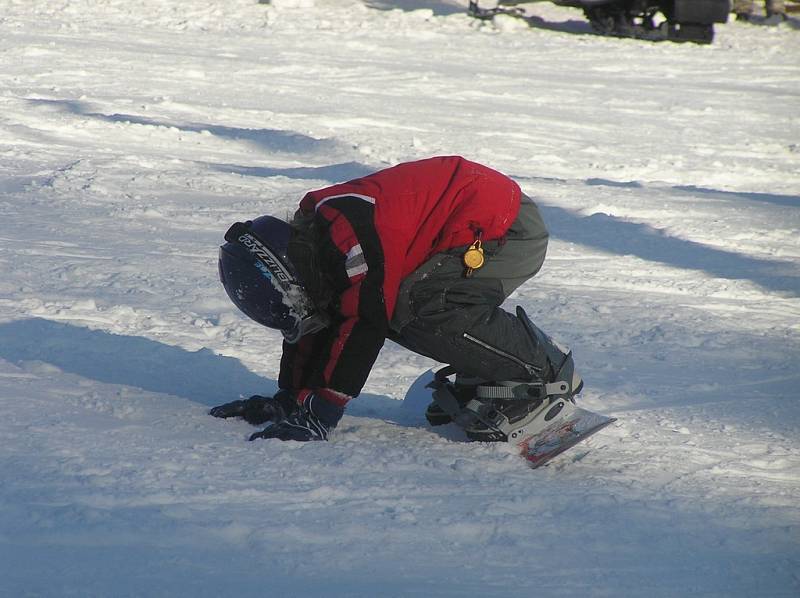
[404,368,616,469]
[516,404,616,468]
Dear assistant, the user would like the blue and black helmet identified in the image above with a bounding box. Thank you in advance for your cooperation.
[218,216,328,343]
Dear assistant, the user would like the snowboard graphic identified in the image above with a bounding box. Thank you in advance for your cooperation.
[516,405,616,468]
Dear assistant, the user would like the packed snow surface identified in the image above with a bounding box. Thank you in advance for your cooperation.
[1,1,799,596]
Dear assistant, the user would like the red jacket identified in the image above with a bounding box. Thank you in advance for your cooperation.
[280,156,521,407]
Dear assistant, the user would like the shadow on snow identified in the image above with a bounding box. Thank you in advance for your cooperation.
[207,161,375,182]
[363,0,595,36]
[0,318,271,406]
[540,204,799,297]
[523,176,800,297]
[586,178,800,209]
[363,0,465,16]
[25,98,340,155]
[0,318,408,419]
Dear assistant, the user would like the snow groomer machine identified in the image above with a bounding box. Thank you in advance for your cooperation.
[468,0,731,43]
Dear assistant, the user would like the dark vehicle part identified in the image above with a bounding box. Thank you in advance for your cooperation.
[468,0,731,44]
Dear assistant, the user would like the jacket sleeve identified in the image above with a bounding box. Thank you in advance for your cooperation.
[278,194,388,405]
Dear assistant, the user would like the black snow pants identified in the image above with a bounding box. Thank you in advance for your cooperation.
[389,195,554,383]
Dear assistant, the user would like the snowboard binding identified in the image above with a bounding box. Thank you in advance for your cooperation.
[422,366,616,468]
[426,366,580,443]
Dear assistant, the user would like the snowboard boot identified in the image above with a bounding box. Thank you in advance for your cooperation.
[426,308,583,441]
[430,308,584,442]
[515,306,583,402]
[461,318,584,443]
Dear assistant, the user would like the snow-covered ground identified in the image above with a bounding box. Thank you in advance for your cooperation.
[1,0,799,596]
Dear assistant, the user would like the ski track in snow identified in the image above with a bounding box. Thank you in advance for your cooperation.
[1,1,799,596]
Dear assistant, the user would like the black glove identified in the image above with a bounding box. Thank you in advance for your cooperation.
[209,390,296,425]
[249,393,344,442]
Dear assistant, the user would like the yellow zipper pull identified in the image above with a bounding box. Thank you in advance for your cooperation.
[463,238,484,277]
